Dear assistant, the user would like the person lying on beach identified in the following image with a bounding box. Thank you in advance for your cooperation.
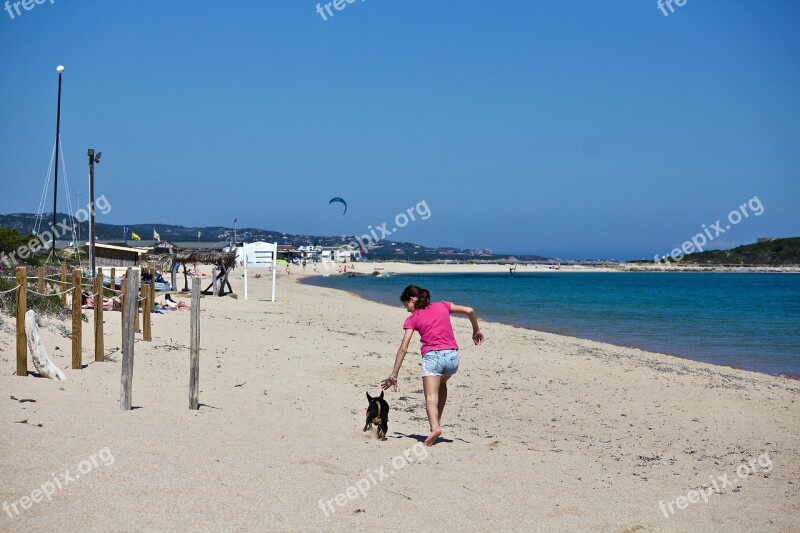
[161,294,190,310]
[81,293,120,311]
[382,285,484,446]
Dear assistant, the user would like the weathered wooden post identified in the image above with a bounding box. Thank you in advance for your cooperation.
[135,274,141,333]
[60,264,67,306]
[189,277,201,410]
[142,269,152,342]
[94,268,104,362]
[110,267,116,290]
[16,267,27,377]
[212,265,221,296]
[71,269,82,370]
[219,263,232,296]
[120,269,138,411]
[170,255,176,295]
[120,280,126,349]
[37,266,45,294]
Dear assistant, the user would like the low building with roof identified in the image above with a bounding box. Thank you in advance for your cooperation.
[94,243,147,269]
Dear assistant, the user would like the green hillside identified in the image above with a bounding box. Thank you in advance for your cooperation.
[682,237,800,265]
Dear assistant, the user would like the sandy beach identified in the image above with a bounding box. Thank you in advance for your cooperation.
[1,266,798,531]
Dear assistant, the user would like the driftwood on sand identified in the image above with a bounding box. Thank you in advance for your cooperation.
[24,310,66,380]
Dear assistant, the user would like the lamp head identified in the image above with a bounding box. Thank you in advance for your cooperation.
[94,152,102,163]
[56,65,65,73]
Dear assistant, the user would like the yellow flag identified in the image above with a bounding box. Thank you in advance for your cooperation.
[131,232,141,241]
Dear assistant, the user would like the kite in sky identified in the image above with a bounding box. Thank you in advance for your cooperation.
[329,197,347,214]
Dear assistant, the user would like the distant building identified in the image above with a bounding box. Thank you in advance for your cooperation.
[297,245,322,261]
[277,244,299,262]
[154,241,178,253]
[320,245,360,263]
[94,243,146,268]
[757,238,780,243]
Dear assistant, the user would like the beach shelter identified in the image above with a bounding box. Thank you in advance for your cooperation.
[170,250,237,296]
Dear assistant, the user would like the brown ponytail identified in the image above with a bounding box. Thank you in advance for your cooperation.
[400,285,431,310]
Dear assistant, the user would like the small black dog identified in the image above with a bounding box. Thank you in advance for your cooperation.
[364,391,389,441]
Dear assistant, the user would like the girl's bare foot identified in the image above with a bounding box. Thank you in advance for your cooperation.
[424,426,442,446]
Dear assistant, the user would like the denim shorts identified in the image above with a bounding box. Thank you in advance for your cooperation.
[421,349,460,378]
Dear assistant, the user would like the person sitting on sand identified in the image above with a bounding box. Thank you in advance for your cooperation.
[382,285,484,446]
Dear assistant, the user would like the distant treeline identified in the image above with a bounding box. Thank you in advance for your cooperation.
[0,213,550,263]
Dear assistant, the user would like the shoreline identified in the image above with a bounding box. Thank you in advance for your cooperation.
[296,260,800,275]
[298,273,800,382]
[298,263,800,381]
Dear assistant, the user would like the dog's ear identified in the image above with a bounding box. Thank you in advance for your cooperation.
[379,391,384,399]
[366,392,373,402]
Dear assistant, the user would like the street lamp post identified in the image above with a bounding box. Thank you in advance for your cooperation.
[233,218,237,248]
[48,65,65,262]
[87,149,101,277]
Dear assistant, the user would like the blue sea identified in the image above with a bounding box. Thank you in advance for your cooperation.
[303,272,800,379]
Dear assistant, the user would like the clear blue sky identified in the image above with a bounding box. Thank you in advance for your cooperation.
[1,1,798,259]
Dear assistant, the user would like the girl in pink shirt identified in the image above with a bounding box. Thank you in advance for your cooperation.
[382,285,484,446]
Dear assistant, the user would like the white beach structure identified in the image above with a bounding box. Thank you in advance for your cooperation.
[232,241,267,266]
[242,241,277,302]
[320,245,360,263]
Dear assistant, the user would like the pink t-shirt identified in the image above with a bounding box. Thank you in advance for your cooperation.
[403,301,459,355]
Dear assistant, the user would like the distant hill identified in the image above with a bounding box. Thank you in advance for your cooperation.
[679,237,800,265]
[0,212,553,262]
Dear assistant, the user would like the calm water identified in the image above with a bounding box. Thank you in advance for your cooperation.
[303,272,800,378]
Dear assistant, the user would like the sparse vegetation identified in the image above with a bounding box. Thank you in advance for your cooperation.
[0,227,43,266]
[0,274,71,319]
[681,237,800,266]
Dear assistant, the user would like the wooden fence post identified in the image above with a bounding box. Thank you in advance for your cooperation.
[37,266,45,294]
[189,277,200,410]
[170,260,176,295]
[71,270,82,370]
[16,267,27,377]
[120,280,126,349]
[94,268,104,362]
[110,267,116,291]
[142,269,152,342]
[60,264,67,306]
[135,276,140,333]
[120,269,138,411]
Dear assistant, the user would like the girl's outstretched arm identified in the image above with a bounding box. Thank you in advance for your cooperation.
[382,329,414,391]
[450,304,484,345]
